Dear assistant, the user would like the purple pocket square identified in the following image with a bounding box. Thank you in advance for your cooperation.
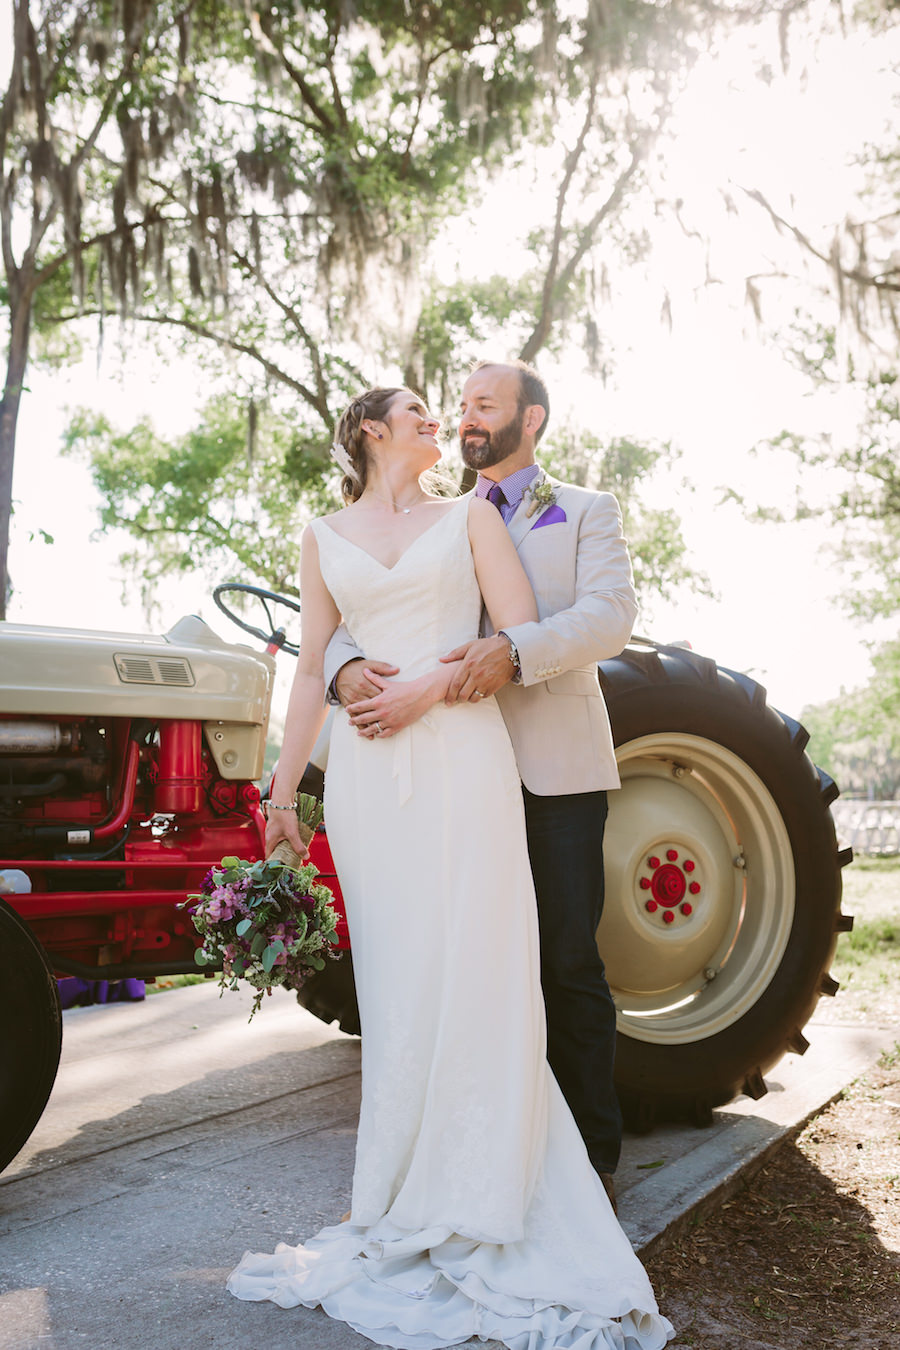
[532,503,567,529]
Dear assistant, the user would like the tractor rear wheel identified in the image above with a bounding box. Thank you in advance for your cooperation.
[599,643,852,1129]
[0,899,62,1173]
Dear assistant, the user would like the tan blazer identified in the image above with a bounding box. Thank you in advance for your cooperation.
[487,478,636,794]
[322,477,637,796]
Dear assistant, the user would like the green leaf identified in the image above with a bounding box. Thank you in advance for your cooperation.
[235,918,253,936]
[251,932,267,956]
[194,947,208,966]
[636,1159,667,1170]
[261,939,284,973]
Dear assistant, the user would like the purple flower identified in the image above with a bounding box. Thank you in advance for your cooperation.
[206,892,236,922]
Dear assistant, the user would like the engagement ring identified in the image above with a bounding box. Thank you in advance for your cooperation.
[375,722,384,734]
[473,691,484,700]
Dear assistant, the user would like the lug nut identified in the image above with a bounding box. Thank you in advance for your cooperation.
[666,849,678,862]
[681,902,693,916]
[684,860,695,872]
[649,856,660,869]
[640,877,651,890]
[645,899,659,913]
[689,881,701,895]
[662,911,675,925]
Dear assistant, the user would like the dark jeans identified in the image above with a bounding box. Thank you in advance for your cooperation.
[522,785,622,1174]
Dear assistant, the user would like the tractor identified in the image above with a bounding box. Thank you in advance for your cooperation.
[0,583,851,1171]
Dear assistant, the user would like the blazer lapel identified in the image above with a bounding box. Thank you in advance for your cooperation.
[506,475,565,548]
[506,498,535,549]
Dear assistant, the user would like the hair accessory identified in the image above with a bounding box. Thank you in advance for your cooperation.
[331,441,360,482]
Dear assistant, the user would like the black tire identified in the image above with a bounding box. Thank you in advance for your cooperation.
[599,643,852,1129]
[0,899,63,1172]
[296,951,360,1036]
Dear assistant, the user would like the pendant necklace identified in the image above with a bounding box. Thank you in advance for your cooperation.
[367,490,427,515]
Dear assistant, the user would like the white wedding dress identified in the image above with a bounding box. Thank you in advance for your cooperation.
[227,499,674,1350]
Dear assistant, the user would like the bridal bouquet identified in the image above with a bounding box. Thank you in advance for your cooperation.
[184,795,341,1020]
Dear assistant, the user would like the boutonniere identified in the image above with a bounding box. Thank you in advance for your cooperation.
[524,476,559,518]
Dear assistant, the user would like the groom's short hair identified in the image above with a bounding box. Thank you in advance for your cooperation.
[472,359,550,443]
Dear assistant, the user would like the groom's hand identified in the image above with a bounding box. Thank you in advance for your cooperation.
[335,657,399,707]
[441,635,514,704]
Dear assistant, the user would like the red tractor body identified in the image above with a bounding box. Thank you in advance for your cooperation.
[1,613,348,983]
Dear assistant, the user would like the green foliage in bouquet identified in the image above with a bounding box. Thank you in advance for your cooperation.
[185,796,339,1019]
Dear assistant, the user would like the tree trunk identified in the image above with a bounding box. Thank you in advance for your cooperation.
[0,273,33,621]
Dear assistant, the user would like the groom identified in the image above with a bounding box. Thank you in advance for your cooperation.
[329,360,637,1208]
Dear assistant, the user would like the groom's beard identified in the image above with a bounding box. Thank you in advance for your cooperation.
[460,408,525,472]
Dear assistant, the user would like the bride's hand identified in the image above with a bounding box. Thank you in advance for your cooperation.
[264,809,310,862]
[347,669,436,739]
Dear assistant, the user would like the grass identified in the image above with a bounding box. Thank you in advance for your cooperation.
[879,1041,900,1070]
[839,854,900,920]
[832,856,900,1000]
[144,973,208,996]
[835,915,900,962]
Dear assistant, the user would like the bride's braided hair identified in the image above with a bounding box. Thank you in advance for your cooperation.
[333,387,405,504]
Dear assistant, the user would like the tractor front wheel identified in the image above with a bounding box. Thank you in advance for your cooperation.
[0,900,62,1173]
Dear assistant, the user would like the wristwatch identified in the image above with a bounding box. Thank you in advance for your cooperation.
[502,634,522,685]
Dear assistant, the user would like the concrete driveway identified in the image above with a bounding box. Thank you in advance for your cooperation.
[0,983,892,1350]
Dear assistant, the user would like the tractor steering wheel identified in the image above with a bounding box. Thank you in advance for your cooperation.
[212,583,301,656]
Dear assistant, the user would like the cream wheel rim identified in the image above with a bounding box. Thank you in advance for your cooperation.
[600,733,795,1044]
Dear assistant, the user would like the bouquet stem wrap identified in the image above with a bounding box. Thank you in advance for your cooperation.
[266,793,323,870]
[267,827,313,871]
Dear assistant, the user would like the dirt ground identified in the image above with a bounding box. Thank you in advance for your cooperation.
[645,855,900,1349]
[645,1055,900,1349]
[646,1050,900,1348]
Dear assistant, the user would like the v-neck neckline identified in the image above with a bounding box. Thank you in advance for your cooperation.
[318,503,460,573]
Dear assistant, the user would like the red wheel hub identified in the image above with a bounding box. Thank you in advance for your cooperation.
[649,863,686,908]
[640,851,701,923]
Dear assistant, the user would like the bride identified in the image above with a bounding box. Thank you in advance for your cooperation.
[227,386,674,1350]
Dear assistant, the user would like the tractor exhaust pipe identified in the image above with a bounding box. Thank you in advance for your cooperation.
[0,722,74,754]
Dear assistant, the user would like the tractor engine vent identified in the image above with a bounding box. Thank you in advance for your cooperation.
[114,655,195,687]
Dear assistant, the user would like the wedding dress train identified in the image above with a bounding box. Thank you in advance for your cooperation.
[227,499,673,1349]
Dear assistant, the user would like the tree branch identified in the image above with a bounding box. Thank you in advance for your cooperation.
[741,185,900,296]
[228,245,331,420]
[54,305,328,416]
[248,9,337,136]
[517,71,601,364]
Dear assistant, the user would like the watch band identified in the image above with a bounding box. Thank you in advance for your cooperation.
[505,637,522,685]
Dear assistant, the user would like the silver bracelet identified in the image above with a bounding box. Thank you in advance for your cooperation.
[263,798,297,818]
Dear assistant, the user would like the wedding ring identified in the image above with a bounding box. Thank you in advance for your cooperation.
[473,690,484,700]
[374,721,384,734]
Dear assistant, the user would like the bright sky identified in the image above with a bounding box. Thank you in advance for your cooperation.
[6,3,899,725]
